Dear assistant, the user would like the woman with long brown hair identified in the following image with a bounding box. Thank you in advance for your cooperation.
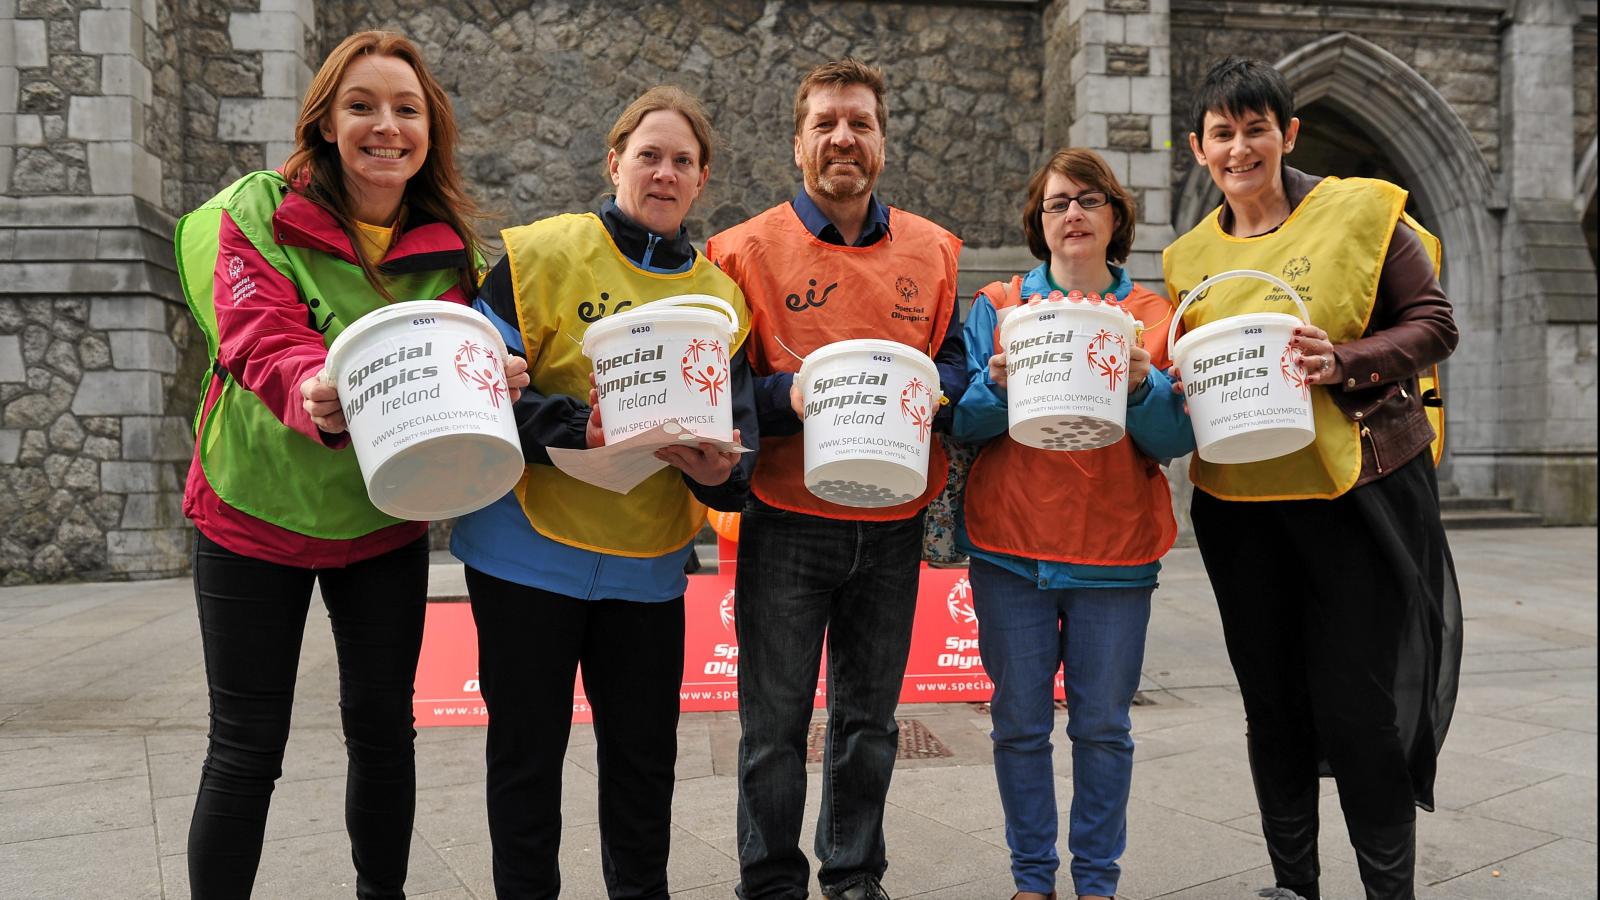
[173,31,525,898]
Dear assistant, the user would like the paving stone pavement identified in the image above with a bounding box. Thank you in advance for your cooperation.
[1,528,1594,899]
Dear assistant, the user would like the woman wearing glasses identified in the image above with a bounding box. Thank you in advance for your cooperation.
[953,148,1193,900]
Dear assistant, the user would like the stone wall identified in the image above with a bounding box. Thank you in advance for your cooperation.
[319,0,1044,250]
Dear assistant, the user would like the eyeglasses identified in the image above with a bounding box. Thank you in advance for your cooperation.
[1041,191,1110,214]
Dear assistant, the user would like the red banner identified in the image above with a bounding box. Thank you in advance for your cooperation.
[414,539,1062,728]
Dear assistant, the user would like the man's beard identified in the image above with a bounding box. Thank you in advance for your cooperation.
[804,154,878,201]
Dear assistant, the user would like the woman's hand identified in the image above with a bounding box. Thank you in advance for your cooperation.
[657,428,743,486]
[586,374,605,448]
[1129,345,1151,392]
[1290,324,1343,386]
[301,370,346,434]
[790,381,805,419]
[988,351,1008,390]
[504,355,530,401]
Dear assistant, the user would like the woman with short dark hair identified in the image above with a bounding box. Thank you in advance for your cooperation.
[954,147,1193,900]
[1164,56,1462,900]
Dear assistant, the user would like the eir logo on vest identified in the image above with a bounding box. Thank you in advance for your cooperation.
[784,279,837,312]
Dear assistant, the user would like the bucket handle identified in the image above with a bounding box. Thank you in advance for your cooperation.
[650,293,741,334]
[1166,268,1311,357]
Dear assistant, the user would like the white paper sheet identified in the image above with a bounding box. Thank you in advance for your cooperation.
[547,421,750,495]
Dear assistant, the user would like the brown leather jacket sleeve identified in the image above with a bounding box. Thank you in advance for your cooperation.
[1327,217,1459,483]
[1329,219,1458,393]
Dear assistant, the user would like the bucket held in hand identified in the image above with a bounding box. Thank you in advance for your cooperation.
[1168,269,1315,465]
[324,300,524,520]
[581,294,740,444]
[998,293,1140,450]
[798,339,940,508]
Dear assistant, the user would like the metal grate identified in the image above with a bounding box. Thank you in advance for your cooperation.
[806,718,953,762]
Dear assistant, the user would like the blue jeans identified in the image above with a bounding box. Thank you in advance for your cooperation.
[733,498,924,899]
[970,557,1152,898]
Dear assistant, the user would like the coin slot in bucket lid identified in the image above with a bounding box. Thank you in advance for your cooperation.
[580,293,739,358]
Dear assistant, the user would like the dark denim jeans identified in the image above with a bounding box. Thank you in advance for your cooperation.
[733,497,924,900]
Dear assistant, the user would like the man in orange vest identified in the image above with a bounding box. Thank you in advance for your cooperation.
[706,59,966,900]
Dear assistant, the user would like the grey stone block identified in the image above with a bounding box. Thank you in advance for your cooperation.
[105,528,188,575]
[100,461,161,493]
[12,227,88,261]
[89,296,167,331]
[12,20,48,69]
[78,8,144,58]
[216,97,298,144]
[118,493,183,529]
[120,416,192,461]
[0,335,24,383]
[0,428,19,464]
[109,330,177,373]
[73,370,164,415]
[67,95,139,142]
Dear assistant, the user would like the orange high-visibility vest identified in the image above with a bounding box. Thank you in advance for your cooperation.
[963,278,1179,565]
[706,203,961,520]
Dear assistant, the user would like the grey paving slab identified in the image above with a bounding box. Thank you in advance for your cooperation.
[1491,693,1600,734]
[1417,837,1598,899]
[0,773,152,844]
[1428,749,1564,811]
[884,764,1005,834]
[1483,728,1599,777]
[0,826,163,900]
[0,734,148,791]
[1115,798,1272,899]
[1462,773,1598,842]
[875,803,1013,897]
[1126,745,1263,824]
[160,828,460,899]
[1439,710,1560,755]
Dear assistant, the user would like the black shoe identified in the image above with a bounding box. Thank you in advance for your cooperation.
[821,875,891,900]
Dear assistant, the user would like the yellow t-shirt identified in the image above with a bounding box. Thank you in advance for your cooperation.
[353,220,396,266]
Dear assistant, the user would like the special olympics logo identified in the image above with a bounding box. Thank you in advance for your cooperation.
[227,255,245,281]
[455,339,507,407]
[719,588,736,631]
[1086,328,1129,391]
[1280,345,1310,399]
[681,338,728,406]
[1282,256,1312,280]
[900,377,935,443]
[946,577,976,627]
[895,276,920,303]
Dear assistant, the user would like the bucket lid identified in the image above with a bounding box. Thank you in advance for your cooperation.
[325,300,508,382]
[797,338,939,386]
[1171,311,1302,367]
[582,294,739,358]
[997,294,1138,347]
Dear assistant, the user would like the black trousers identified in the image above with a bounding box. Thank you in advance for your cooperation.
[1192,452,1461,900]
[188,531,429,900]
[466,567,685,900]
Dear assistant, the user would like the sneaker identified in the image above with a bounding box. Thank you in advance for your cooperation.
[1256,889,1309,900]
[821,875,891,900]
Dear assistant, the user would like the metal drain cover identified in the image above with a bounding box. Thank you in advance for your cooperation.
[806,718,953,762]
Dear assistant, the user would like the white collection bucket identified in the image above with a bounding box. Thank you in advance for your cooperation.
[1168,269,1315,465]
[797,339,940,508]
[324,300,524,520]
[998,294,1140,450]
[582,294,739,444]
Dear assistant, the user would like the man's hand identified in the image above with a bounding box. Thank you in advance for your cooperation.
[657,428,743,486]
[302,369,346,434]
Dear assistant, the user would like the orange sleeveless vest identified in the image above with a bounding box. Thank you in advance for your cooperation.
[706,203,962,520]
[963,278,1179,565]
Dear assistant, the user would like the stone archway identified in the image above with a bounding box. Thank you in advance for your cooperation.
[1578,137,1597,265]
[1173,32,1501,479]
